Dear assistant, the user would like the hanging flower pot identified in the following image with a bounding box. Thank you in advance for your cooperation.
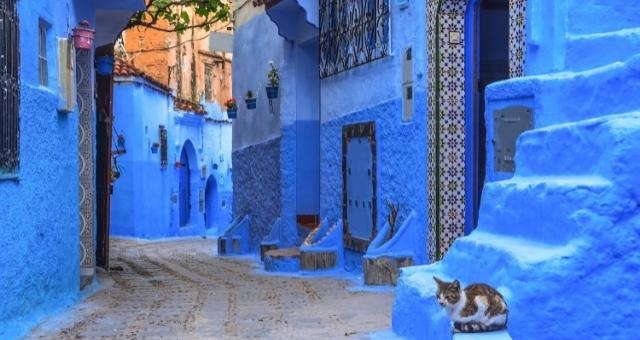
[224,98,238,119]
[227,108,238,119]
[266,86,279,99]
[245,98,257,110]
[72,20,95,51]
[174,161,183,168]
[150,142,160,154]
[244,90,257,110]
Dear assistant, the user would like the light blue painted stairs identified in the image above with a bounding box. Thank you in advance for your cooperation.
[392,1,640,338]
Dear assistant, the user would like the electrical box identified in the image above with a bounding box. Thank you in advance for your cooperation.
[493,106,533,172]
[402,47,413,121]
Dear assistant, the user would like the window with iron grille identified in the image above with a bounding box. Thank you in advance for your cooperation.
[204,63,213,102]
[159,125,168,168]
[38,20,48,86]
[320,0,390,78]
[0,0,20,176]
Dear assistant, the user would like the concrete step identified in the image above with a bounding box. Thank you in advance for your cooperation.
[566,27,640,71]
[568,0,640,35]
[263,247,301,272]
[486,54,640,129]
[515,111,640,179]
[478,176,624,245]
[453,331,512,340]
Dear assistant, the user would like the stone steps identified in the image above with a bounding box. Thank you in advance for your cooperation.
[515,111,640,178]
[566,27,640,71]
[568,0,640,35]
[478,175,619,245]
[486,53,640,128]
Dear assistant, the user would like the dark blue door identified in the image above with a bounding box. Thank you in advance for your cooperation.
[179,149,190,226]
[346,137,374,240]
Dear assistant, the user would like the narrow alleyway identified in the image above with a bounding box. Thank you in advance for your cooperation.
[27,238,393,339]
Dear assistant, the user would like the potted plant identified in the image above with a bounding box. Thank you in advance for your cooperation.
[266,61,279,99]
[245,90,257,110]
[174,161,183,168]
[150,142,160,154]
[224,98,238,119]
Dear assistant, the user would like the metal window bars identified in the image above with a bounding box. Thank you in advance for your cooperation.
[0,0,19,174]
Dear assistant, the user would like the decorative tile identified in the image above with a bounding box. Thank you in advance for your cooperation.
[77,50,95,274]
[509,0,527,77]
[426,0,527,262]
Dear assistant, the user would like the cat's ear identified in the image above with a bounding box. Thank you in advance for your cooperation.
[433,276,444,286]
[452,280,460,290]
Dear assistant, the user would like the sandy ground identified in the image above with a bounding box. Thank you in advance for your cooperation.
[26,238,394,339]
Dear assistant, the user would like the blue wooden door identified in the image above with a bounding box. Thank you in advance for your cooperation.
[179,150,190,226]
[346,137,374,241]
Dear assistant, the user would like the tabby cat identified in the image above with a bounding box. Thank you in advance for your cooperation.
[433,276,509,333]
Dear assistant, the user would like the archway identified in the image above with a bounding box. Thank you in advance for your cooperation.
[426,0,526,261]
[178,140,199,227]
[204,175,220,231]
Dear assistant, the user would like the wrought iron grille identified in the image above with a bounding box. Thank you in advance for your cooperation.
[0,0,19,174]
[320,0,390,78]
[159,125,168,168]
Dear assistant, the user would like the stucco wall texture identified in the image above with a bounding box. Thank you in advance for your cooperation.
[0,1,91,338]
[320,94,428,249]
[232,137,282,251]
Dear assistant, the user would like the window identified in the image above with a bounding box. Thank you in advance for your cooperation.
[159,125,167,168]
[38,20,48,86]
[320,0,390,78]
[204,63,214,101]
[0,0,20,176]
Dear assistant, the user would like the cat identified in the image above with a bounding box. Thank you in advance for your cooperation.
[433,276,509,333]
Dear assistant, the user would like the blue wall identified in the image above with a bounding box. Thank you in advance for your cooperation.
[319,0,428,260]
[232,13,291,250]
[393,1,640,338]
[110,77,233,238]
[0,0,91,338]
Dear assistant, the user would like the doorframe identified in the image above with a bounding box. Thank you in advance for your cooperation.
[342,121,377,253]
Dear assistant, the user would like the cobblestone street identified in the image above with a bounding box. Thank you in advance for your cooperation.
[26,238,393,339]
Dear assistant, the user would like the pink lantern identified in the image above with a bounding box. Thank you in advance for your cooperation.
[72,20,95,51]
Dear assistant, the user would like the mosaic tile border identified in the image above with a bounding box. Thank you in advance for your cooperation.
[77,50,95,277]
[426,0,527,262]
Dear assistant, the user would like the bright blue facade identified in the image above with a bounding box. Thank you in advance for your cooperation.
[0,0,143,338]
[393,0,640,338]
[231,0,429,273]
[110,75,233,238]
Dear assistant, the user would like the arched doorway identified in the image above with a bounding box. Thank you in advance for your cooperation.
[426,0,526,261]
[178,140,198,227]
[204,175,219,231]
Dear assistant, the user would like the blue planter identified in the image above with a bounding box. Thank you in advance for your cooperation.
[245,98,257,110]
[150,143,159,154]
[227,108,237,119]
[266,86,279,99]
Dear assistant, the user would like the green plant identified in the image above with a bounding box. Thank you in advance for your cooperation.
[267,61,280,87]
[224,98,237,109]
[245,90,254,99]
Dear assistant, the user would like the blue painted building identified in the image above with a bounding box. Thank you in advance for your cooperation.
[110,60,233,239]
[392,0,640,339]
[231,0,430,276]
[0,0,144,338]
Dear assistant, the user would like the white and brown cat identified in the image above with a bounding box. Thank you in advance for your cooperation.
[433,276,509,333]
